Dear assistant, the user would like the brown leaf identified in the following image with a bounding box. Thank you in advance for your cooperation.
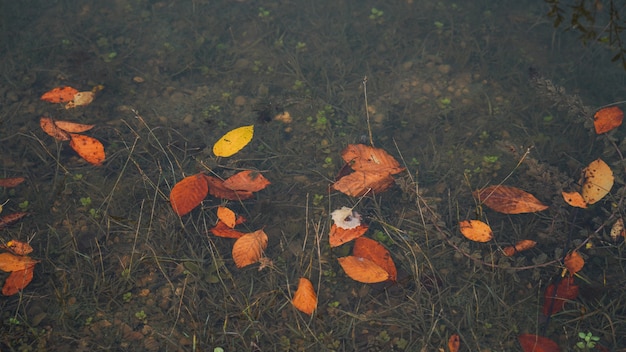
[232,230,268,268]
[205,175,254,201]
[448,334,460,352]
[337,256,390,283]
[223,170,270,192]
[1,239,34,256]
[0,212,29,230]
[329,223,369,247]
[40,116,71,141]
[292,277,317,315]
[2,265,35,296]
[502,239,537,257]
[564,250,584,275]
[459,219,493,242]
[169,173,209,216]
[543,276,578,316]
[474,185,548,214]
[518,334,560,352]
[0,177,25,188]
[352,237,397,282]
[341,144,404,174]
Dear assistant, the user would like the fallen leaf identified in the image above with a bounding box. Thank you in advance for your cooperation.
[1,239,34,255]
[561,191,587,208]
[581,159,613,205]
[53,120,95,133]
[213,125,254,157]
[474,185,548,214]
[205,176,254,201]
[564,250,584,275]
[594,106,623,134]
[352,237,397,282]
[41,86,79,103]
[329,223,369,248]
[448,334,460,352]
[332,170,396,197]
[292,277,317,315]
[0,177,25,188]
[2,265,35,296]
[337,256,390,283]
[232,229,268,268]
[518,334,560,352]
[69,133,106,166]
[65,91,95,109]
[502,239,537,256]
[0,212,29,231]
[217,206,236,228]
[223,170,271,192]
[40,116,71,141]
[459,219,493,242]
[543,276,578,316]
[210,220,246,239]
[0,252,39,272]
[610,218,624,241]
[170,173,209,216]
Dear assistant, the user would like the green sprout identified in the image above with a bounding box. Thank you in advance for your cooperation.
[122,292,133,303]
[322,157,333,169]
[18,200,29,210]
[135,310,147,321]
[258,7,270,18]
[369,7,384,23]
[312,194,324,206]
[295,41,307,51]
[80,197,92,207]
[434,21,444,29]
[576,332,600,350]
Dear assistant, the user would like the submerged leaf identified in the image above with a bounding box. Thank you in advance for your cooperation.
[169,173,209,216]
[474,185,548,214]
[459,219,493,242]
[292,277,317,315]
[213,125,254,157]
[232,229,268,268]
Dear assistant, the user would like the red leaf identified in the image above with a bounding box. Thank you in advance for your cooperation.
[2,265,35,296]
[542,276,579,316]
[169,173,209,216]
[518,334,560,352]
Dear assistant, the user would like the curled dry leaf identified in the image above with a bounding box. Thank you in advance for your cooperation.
[543,276,578,316]
[232,229,268,268]
[41,86,79,103]
[337,256,390,283]
[205,175,254,201]
[581,159,613,205]
[213,125,254,157]
[0,252,39,272]
[170,173,209,216]
[69,133,106,166]
[1,239,34,256]
[352,237,397,282]
[502,239,537,257]
[448,334,460,352]
[562,191,587,209]
[0,177,25,188]
[0,212,29,231]
[223,170,271,192]
[594,106,623,134]
[518,334,560,352]
[65,91,95,109]
[474,185,548,214]
[217,206,236,228]
[329,223,369,248]
[2,265,35,296]
[292,277,317,315]
[459,219,493,242]
[564,250,584,275]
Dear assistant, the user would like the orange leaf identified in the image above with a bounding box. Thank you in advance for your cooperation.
[518,334,560,352]
[0,177,25,188]
[502,239,537,256]
[54,120,95,133]
[223,170,271,192]
[217,206,236,228]
[332,170,395,197]
[0,252,39,272]
[41,86,79,103]
[581,159,613,205]
[564,250,584,275]
[340,144,404,175]
[329,223,369,247]
[448,334,460,352]
[474,185,548,214]
[40,116,70,141]
[2,265,35,296]
[210,220,246,239]
[65,91,95,109]
[352,237,397,282]
[594,106,623,134]
[292,277,317,315]
[562,191,587,208]
[1,239,34,256]
[0,212,29,231]
[169,173,209,216]
[69,133,106,166]
[459,220,493,242]
[337,256,390,283]
[232,230,268,268]
[205,175,254,201]
[543,276,578,316]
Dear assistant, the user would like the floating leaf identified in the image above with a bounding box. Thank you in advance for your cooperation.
[337,256,390,283]
[502,239,537,257]
[518,334,560,352]
[232,229,268,268]
[0,177,25,188]
[459,219,493,242]
[69,133,106,166]
[2,265,35,296]
[0,252,39,272]
[352,237,396,282]
[205,175,254,201]
[213,125,254,157]
[41,86,79,103]
[474,185,548,214]
[581,159,613,205]
[594,106,623,134]
[65,91,95,109]
[1,240,34,256]
[562,191,587,209]
[292,277,317,315]
[329,223,369,248]
[564,250,584,275]
[217,206,236,229]
[448,334,460,352]
[223,170,271,192]
[543,276,578,316]
[169,173,209,216]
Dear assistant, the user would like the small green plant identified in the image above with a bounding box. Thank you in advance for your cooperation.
[122,292,132,303]
[295,41,307,51]
[80,197,92,207]
[258,7,270,18]
[369,7,384,23]
[18,200,29,210]
[322,157,333,169]
[312,194,324,206]
[575,331,600,351]
[135,310,147,321]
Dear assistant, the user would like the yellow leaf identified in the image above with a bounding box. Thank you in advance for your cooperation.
[459,219,493,242]
[213,125,254,157]
[581,158,613,205]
